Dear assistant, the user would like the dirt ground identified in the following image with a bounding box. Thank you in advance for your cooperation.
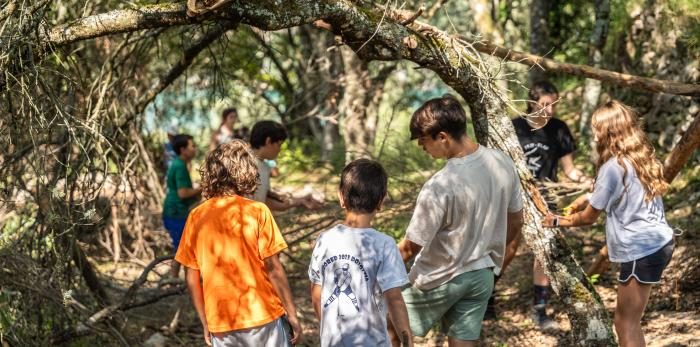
[89,176,700,347]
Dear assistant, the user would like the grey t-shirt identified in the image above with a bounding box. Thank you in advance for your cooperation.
[589,157,673,262]
[405,146,523,290]
[308,224,409,347]
[252,157,271,203]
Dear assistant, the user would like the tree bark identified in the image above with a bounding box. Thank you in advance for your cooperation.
[664,113,700,182]
[338,47,394,163]
[579,0,610,142]
[529,0,550,84]
[469,0,508,92]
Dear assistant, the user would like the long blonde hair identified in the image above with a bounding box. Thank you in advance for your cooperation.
[591,100,668,201]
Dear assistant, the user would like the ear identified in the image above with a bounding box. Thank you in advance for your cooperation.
[437,132,449,142]
[265,137,273,146]
[337,191,345,208]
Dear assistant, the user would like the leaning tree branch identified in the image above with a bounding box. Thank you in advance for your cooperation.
[664,114,700,182]
[468,40,700,97]
[44,3,217,46]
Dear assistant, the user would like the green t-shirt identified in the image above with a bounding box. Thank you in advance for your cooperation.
[163,157,196,218]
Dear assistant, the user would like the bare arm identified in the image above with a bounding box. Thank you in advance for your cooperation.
[264,254,303,345]
[506,209,524,246]
[543,204,602,228]
[178,187,202,199]
[560,154,593,184]
[385,287,413,347]
[185,267,211,346]
[397,239,423,263]
[310,283,321,321]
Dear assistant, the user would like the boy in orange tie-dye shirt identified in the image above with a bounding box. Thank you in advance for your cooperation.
[175,140,303,346]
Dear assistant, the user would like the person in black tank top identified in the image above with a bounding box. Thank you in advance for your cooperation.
[488,81,593,331]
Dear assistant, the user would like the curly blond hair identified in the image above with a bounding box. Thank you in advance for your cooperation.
[200,140,259,199]
[591,100,668,201]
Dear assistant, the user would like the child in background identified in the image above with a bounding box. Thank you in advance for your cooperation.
[249,120,322,210]
[308,159,413,347]
[162,134,201,278]
[175,140,303,347]
[544,100,674,347]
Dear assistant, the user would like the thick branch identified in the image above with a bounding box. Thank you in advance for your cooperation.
[664,114,700,182]
[45,3,211,46]
[470,40,700,97]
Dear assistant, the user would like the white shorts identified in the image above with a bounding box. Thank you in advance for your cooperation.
[212,317,291,347]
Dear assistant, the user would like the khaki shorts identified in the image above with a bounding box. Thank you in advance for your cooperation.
[402,268,494,341]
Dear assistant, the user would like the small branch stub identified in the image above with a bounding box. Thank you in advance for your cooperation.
[403,35,418,49]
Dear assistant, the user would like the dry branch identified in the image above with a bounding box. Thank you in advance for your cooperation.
[44,3,211,46]
[664,114,700,182]
[468,40,700,97]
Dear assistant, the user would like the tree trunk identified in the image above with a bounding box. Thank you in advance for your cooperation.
[529,0,550,84]
[338,47,392,163]
[296,26,342,161]
[579,0,610,151]
[469,0,508,92]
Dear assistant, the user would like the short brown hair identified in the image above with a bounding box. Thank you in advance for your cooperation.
[200,140,259,199]
[409,95,467,140]
[339,159,388,213]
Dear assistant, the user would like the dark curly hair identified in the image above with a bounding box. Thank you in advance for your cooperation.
[200,140,259,199]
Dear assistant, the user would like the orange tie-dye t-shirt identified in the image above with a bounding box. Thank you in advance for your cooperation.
[175,195,287,332]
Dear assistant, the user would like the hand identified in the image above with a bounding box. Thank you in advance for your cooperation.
[566,193,591,215]
[542,213,557,228]
[577,176,594,190]
[202,323,212,346]
[301,195,323,210]
[287,315,304,345]
[562,205,575,216]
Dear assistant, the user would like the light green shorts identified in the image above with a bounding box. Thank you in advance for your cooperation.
[402,268,494,341]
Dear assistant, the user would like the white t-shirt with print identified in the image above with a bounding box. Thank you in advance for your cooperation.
[308,224,408,347]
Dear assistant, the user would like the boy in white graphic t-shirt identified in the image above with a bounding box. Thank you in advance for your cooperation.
[308,159,413,347]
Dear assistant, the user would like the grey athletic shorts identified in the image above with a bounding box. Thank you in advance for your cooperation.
[619,240,674,284]
[211,317,292,347]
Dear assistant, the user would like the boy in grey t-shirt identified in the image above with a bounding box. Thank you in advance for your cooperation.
[395,96,524,346]
[309,159,413,347]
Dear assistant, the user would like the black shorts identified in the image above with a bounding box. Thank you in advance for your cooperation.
[618,240,674,284]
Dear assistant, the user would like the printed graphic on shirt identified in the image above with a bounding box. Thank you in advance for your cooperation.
[324,263,359,313]
[523,143,550,175]
[319,254,369,317]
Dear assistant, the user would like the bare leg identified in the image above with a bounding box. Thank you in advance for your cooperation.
[533,260,549,286]
[447,336,477,347]
[614,278,652,347]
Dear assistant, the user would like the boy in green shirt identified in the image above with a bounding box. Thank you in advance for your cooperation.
[163,134,201,277]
